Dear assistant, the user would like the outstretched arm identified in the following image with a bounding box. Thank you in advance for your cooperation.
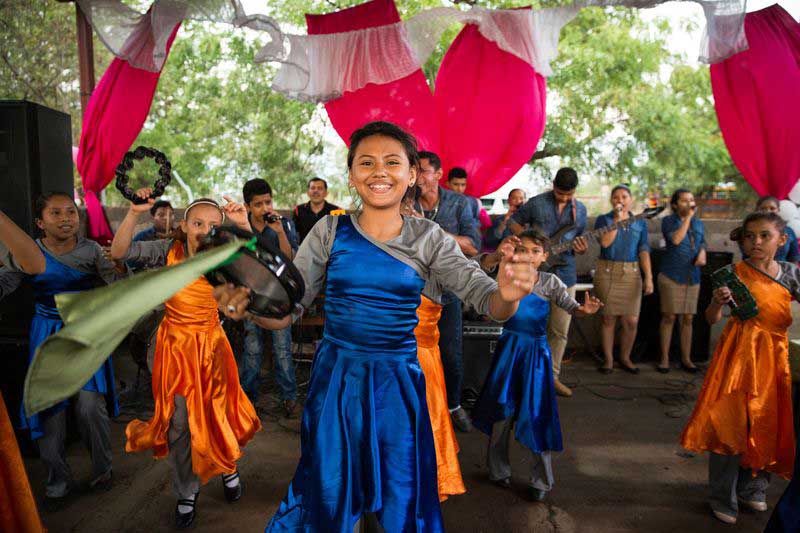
[0,210,45,274]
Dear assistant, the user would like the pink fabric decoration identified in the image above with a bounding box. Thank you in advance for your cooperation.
[76,22,180,244]
[710,4,800,199]
[434,21,546,198]
[478,206,492,230]
[306,0,440,153]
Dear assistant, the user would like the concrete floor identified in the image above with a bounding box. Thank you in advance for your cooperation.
[26,353,788,533]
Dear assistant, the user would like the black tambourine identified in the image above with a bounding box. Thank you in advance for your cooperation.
[115,146,172,204]
[199,226,305,319]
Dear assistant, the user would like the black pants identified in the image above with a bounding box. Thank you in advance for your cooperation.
[438,296,463,409]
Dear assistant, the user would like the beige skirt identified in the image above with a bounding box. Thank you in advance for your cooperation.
[657,272,700,315]
[593,259,642,316]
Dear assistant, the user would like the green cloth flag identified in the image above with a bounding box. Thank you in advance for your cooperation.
[24,239,250,417]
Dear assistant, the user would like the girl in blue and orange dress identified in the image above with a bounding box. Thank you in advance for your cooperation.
[217,120,536,532]
[0,194,121,511]
[472,231,601,502]
[681,211,800,525]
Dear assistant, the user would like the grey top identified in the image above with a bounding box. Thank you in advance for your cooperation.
[0,237,124,299]
[121,239,173,268]
[296,214,501,319]
[532,271,581,314]
[776,261,800,301]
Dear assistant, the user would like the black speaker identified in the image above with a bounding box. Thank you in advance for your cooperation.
[0,101,73,339]
[461,321,502,408]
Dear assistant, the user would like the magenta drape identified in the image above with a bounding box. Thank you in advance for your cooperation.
[710,4,800,199]
[76,24,180,244]
[308,0,545,198]
[434,20,546,198]
[306,0,441,154]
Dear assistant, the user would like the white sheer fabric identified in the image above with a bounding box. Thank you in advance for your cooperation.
[76,0,748,102]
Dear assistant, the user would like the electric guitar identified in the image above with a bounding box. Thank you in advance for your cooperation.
[540,206,665,272]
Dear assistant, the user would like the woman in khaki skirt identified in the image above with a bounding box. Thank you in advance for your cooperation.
[657,189,706,374]
[594,185,653,373]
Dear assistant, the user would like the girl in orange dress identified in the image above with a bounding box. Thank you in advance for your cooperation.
[415,294,466,501]
[110,191,261,529]
[680,211,800,525]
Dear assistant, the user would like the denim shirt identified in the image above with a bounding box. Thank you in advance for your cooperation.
[510,191,587,287]
[660,214,705,285]
[594,212,650,262]
[133,226,158,242]
[252,217,299,254]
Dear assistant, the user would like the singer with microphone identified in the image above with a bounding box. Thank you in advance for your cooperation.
[657,189,706,373]
[594,184,653,374]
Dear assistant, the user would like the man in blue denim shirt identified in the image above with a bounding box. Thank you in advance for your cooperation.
[240,179,299,417]
[413,151,480,432]
[508,168,588,398]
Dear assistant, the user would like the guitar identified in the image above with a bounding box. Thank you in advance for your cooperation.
[540,206,665,272]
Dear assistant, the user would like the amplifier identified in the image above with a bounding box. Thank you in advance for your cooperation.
[462,321,503,407]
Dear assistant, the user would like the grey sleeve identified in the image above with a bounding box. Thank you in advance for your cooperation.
[293,216,334,309]
[122,239,172,268]
[779,262,800,301]
[536,272,580,314]
[89,241,128,284]
[0,267,25,300]
[425,225,499,318]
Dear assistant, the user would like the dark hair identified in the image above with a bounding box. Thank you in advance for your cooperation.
[150,200,173,216]
[34,191,77,220]
[611,184,632,197]
[553,167,578,191]
[508,188,525,199]
[417,150,441,171]
[447,167,467,181]
[243,179,273,204]
[308,177,328,190]
[518,228,550,249]
[670,188,692,211]
[173,198,224,242]
[347,121,420,171]
[742,211,786,235]
[755,195,780,210]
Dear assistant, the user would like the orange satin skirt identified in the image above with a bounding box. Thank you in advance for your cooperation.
[680,262,795,478]
[415,296,466,501]
[126,243,260,484]
[0,393,45,533]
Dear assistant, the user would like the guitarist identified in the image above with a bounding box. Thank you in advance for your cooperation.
[508,168,588,398]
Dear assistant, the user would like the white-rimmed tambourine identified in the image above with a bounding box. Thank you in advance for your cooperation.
[199,226,305,319]
[115,146,172,204]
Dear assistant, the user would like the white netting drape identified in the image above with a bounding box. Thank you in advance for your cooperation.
[76,0,748,101]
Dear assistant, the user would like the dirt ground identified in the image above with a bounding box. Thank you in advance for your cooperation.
[24,349,790,533]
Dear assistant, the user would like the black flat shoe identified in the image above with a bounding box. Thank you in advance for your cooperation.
[598,366,613,375]
[681,362,699,374]
[656,366,670,374]
[175,493,198,529]
[222,471,242,503]
[492,477,511,489]
[528,487,547,502]
[620,364,640,375]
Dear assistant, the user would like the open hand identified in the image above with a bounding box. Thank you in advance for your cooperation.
[496,249,534,303]
[578,292,603,315]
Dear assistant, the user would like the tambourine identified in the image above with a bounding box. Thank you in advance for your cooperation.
[115,146,172,204]
[199,226,305,319]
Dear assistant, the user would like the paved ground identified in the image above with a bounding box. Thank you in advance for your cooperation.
[27,354,787,533]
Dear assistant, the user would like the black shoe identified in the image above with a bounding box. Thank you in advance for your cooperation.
[89,469,113,492]
[620,363,640,375]
[656,365,670,374]
[492,477,511,489]
[42,494,71,513]
[680,362,699,374]
[222,471,242,503]
[450,407,474,433]
[598,366,613,375]
[175,493,198,529]
[528,487,547,502]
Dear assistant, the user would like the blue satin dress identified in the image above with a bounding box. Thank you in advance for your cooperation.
[20,246,119,439]
[266,217,443,532]
[471,293,563,454]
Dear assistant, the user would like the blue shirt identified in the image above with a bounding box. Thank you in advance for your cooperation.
[739,225,800,263]
[252,217,299,254]
[483,216,513,251]
[414,186,480,252]
[133,226,158,242]
[660,214,705,285]
[594,212,650,262]
[510,191,587,287]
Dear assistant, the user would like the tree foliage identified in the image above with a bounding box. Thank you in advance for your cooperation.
[0,0,753,211]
